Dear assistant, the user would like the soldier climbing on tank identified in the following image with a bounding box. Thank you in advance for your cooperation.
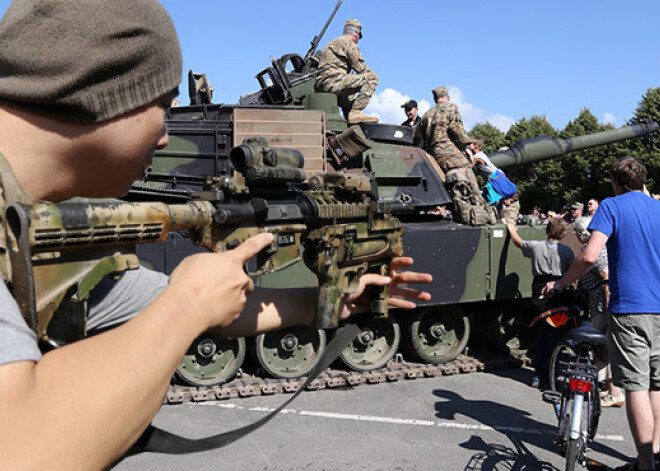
[315,19,379,125]
[413,87,496,225]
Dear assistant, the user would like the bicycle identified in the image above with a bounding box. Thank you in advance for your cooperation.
[537,283,609,471]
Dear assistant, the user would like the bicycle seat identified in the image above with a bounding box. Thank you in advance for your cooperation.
[566,321,607,346]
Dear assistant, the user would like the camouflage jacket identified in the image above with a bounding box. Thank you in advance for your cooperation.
[316,35,372,87]
[414,102,471,170]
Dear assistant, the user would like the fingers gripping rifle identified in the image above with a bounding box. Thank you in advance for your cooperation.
[7,138,410,338]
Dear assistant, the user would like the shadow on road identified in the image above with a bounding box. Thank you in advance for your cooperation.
[462,435,558,471]
[434,389,630,469]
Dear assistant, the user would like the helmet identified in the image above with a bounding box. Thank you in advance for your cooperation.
[574,216,592,244]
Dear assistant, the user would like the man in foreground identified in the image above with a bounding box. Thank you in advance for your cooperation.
[543,157,660,471]
[0,1,431,469]
[315,19,379,124]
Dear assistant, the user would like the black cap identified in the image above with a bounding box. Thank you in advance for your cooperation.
[401,99,418,109]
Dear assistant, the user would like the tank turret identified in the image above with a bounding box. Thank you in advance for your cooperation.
[489,121,659,169]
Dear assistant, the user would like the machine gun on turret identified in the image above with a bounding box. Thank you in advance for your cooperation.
[240,1,344,106]
[304,0,342,65]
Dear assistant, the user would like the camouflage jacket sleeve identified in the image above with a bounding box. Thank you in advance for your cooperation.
[413,114,426,144]
[447,103,471,146]
[346,40,371,74]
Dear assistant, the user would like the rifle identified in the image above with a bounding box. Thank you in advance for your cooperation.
[304,0,343,62]
[7,137,411,342]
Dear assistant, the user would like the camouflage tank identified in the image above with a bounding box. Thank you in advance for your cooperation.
[127,5,659,386]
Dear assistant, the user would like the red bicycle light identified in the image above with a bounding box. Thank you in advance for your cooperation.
[569,378,593,393]
[546,311,568,327]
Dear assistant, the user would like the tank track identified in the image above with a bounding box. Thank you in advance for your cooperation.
[165,352,531,404]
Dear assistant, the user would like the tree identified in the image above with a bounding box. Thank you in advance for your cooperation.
[503,116,562,213]
[558,108,618,206]
[469,122,506,153]
[624,87,660,191]
[504,115,558,145]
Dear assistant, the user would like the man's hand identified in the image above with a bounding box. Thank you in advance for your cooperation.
[166,232,274,331]
[541,280,560,298]
[338,257,432,320]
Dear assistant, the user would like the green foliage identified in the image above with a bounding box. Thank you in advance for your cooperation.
[465,89,660,214]
[469,122,506,153]
[504,115,558,144]
[503,116,562,213]
[624,87,660,192]
[556,109,620,206]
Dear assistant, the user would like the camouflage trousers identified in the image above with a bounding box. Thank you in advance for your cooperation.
[431,145,469,173]
[445,167,498,226]
[318,72,379,111]
[499,199,520,225]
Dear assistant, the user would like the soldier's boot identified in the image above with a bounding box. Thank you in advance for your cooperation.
[347,110,379,124]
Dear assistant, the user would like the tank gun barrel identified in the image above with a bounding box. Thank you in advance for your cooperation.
[488,121,659,169]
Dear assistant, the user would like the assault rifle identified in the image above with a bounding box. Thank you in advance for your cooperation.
[7,137,411,342]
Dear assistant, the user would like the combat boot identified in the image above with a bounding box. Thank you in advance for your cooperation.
[347,110,379,124]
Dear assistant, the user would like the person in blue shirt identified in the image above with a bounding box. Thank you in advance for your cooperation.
[543,156,660,471]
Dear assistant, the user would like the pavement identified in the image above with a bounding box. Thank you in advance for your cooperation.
[114,366,637,471]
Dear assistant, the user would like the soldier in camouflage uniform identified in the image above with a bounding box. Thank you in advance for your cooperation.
[315,19,379,125]
[414,87,496,225]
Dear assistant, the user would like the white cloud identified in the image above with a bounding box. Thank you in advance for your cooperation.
[602,113,616,126]
[364,86,514,132]
[487,114,516,133]
[364,88,431,125]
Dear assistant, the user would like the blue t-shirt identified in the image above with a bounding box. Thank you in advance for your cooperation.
[589,191,660,313]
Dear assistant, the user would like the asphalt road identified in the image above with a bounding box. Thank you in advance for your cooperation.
[115,366,636,471]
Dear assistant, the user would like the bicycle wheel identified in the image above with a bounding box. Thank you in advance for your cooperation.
[563,394,589,470]
[587,384,601,441]
[565,437,583,471]
[549,341,577,394]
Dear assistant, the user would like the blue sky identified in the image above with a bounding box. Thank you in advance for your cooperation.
[2,1,659,132]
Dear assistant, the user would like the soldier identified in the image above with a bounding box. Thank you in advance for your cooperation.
[586,198,599,216]
[414,87,495,225]
[401,99,421,127]
[315,19,379,125]
[0,1,431,468]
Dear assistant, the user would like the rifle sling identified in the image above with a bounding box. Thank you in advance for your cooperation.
[127,314,370,456]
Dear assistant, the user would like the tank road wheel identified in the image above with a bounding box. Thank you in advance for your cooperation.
[339,316,401,371]
[484,302,532,356]
[253,326,326,379]
[176,334,246,387]
[405,306,470,364]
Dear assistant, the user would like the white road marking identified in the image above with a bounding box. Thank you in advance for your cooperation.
[194,403,624,442]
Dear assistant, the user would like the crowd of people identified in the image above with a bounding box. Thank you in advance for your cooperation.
[319,16,660,471]
[400,88,660,471]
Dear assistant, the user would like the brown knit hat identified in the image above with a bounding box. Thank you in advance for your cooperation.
[0,0,183,123]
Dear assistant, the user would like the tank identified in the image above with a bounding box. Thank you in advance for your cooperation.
[126,6,659,386]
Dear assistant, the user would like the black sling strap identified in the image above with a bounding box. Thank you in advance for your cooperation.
[127,316,369,455]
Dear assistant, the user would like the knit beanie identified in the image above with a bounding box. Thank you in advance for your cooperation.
[0,0,183,123]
